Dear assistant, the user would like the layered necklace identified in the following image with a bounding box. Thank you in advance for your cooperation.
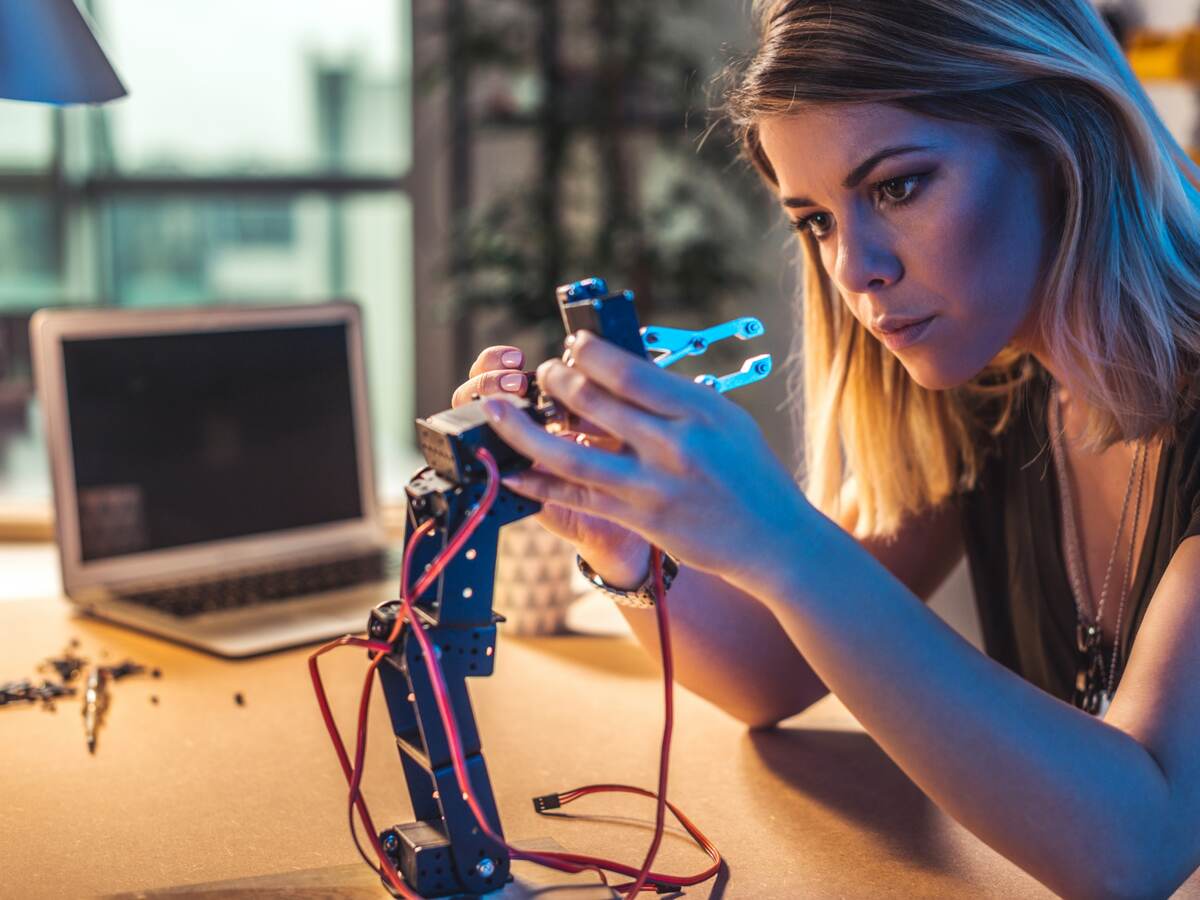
[1046,383,1150,717]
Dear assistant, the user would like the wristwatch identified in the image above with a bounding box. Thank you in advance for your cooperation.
[576,551,680,609]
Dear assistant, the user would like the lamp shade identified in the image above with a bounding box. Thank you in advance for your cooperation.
[0,0,126,105]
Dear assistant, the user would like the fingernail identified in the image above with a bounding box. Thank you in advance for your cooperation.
[500,373,524,392]
[482,399,505,422]
[564,334,577,349]
[501,350,523,368]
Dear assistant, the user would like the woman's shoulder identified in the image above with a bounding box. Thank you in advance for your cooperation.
[1169,377,1200,494]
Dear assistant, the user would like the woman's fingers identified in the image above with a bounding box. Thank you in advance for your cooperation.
[469,346,523,379]
[535,357,668,453]
[451,369,527,408]
[451,346,528,407]
[481,395,640,494]
[565,330,713,420]
[500,467,627,523]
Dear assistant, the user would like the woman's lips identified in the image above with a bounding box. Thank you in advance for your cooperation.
[877,316,936,351]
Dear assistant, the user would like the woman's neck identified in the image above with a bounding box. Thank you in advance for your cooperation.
[1025,343,1096,446]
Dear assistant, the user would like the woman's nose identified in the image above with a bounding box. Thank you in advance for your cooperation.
[833,227,903,295]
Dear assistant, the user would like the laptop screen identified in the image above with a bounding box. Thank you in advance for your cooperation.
[62,323,364,561]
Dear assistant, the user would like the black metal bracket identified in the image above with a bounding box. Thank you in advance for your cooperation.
[370,469,538,897]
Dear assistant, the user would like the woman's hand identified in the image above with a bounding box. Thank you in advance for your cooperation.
[480,330,812,594]
[451,344,651,587]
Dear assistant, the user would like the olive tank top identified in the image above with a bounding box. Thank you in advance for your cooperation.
[957,364,1200,701]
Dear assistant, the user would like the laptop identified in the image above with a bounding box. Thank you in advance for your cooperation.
[30,301,397,657]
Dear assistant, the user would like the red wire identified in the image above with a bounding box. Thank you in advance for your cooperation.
[348,517,437,834]
[308,635,415,897]
[621,547,672,896]
[550,785,721,879]
[314,449,719,897]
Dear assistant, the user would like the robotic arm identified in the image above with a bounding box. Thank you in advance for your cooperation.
[365,278,768,897]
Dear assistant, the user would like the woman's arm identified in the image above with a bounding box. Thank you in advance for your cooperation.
[586,497,964,729]
[480,332,1200,895]
[740,505,1200,899]
[608,559,829,728]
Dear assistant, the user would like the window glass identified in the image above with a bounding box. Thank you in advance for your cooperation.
[0,2,415,506]
[0,197,59,307]
[102,193,419,492]
[0,102,53,171]
[104,196,327,305]
[342,194,419,496]
[95,0,411,176]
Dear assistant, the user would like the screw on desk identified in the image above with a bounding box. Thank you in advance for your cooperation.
[234,692,245,706]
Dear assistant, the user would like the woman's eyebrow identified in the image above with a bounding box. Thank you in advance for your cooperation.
[781,144,934,208]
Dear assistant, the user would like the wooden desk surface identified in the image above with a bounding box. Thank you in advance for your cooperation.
[0,584,1076,899]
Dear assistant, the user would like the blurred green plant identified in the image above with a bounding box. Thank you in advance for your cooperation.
[429,0,767,358]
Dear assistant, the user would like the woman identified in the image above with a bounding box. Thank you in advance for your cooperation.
[452,1,1200,895]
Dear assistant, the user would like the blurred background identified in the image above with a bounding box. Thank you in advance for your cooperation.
[0,0,1197,581]
[0,0,790,524]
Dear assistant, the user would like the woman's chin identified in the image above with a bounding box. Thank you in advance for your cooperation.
[896,355,978,392]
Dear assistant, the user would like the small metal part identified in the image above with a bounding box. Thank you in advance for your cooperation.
[105,660,145,681]
[1,678,76,706]
[640,316,773,394]
[417,398,538,483]
[693,353,774,394]
[557,279,646,360]
[83,666,109,754]
[641,317,766,368]
[475,858,496,878]
[41,651,87,683]
[234,692,245,706]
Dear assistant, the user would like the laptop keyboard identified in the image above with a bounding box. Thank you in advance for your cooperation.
[117,549,395,618]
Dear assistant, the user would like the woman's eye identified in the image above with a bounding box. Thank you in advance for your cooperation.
[791,212,831,239]
[789,173,927,241]
[876,174,923,206]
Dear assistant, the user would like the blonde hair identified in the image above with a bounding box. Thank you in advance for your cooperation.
[725,0,1200,537]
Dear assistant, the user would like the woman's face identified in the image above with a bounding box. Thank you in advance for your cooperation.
[757,103,1058,390]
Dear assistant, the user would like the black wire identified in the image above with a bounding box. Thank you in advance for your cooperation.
[348,797,383,878]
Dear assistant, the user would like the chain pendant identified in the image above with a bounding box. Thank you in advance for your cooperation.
[1073,637,1107,715]
[1075,621,1099,655]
